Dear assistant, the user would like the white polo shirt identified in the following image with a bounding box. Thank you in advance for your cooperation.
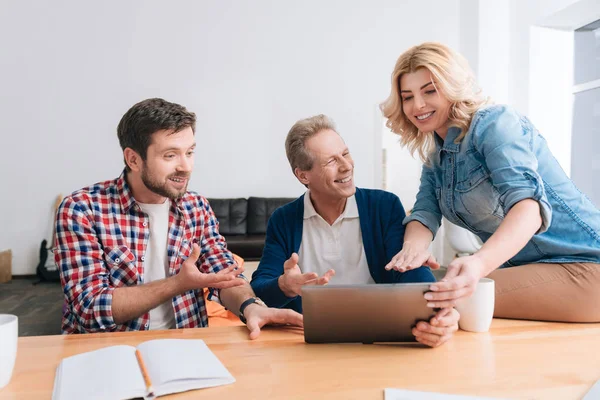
[297,191,374,284]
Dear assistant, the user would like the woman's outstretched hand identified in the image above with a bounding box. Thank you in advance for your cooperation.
[385,242,440,273]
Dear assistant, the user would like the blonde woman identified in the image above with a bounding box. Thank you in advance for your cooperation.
[381,42,600,322]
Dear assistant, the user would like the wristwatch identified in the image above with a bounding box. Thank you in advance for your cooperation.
[239,297,266,324]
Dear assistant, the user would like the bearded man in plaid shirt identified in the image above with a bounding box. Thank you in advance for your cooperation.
[55,98,302,337]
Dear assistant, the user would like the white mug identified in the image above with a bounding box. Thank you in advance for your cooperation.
[455,278,495,333]
[0,314,18,389]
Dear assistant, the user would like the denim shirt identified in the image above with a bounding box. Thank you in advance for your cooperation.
[405,104,600,266]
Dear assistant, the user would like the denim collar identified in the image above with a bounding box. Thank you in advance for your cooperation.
[435,126,462,155]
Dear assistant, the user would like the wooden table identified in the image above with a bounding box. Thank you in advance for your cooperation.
[2,319,600,399]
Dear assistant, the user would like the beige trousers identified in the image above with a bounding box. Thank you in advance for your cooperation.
[487,262,600,323]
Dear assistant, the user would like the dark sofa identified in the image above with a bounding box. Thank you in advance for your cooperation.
[207,197,295,261]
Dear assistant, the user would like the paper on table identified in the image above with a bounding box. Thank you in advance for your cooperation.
[384,388,507,400]
[582,379,600,400]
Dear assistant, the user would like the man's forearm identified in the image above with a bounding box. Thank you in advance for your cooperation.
[219,281,256,317]
[112,275,184,324]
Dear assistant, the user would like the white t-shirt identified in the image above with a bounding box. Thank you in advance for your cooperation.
[137,200,176,330]
[297,192,374,284]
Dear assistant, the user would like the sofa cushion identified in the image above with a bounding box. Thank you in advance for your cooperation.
[247,197,295,235]
[224,234,266,261]
[206,198,247,235]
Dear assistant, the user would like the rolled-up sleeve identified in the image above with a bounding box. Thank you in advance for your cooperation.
[473,106,552,234]
[55,197,117,333]
[403,164,443,238]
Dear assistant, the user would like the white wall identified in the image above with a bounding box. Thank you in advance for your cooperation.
[528,0,600,178]
[529,27,574,175]
[0,0,461,275]
[571,87,600,208]
[508,0,582,115]
[478,2,511,104]
[571,21,600,208]
[467,0,582,115]
[460,0,480,76]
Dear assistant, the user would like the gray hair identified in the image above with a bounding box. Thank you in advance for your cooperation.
[285,114,337,174]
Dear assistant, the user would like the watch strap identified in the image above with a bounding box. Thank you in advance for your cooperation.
[239,297,259,324]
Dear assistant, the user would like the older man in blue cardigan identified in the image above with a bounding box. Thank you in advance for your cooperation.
[250,114,459,348]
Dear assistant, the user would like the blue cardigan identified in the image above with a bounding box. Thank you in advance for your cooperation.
[250,188,436,312]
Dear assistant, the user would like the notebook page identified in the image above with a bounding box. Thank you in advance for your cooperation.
[52,345,146,400]
[137,339,234,395]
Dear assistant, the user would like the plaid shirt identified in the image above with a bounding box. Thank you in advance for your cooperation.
[55,171,235,334]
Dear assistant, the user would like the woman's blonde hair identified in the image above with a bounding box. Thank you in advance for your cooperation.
[380,42,488,162]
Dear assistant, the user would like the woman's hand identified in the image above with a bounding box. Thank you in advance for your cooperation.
[385,241,440,272]
[425,255,487,308]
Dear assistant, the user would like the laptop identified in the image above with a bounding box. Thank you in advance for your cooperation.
[301,283,436,344]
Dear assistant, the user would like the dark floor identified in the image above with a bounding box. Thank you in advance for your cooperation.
[0,277,63,336]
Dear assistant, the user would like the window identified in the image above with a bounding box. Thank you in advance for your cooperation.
[572,19,600,208]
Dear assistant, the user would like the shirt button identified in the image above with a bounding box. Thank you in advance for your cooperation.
[142,222,148,227]
[144,323,149,329]
[115,258,120,263]
[183,239,188,244]
[141,256,145,261]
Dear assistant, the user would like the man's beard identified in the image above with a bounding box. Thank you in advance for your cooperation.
[141,166,190,200]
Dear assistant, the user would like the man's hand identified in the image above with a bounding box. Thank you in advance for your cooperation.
[243,304,303,340]
[278,253,335,297]
[175,243,246,292]
[412,308,459,348]
[426,255,487,308]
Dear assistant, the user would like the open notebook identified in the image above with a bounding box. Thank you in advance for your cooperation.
[52,339,235,400]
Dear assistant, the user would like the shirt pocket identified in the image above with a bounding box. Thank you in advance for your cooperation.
[455,165,505,222]
[104,246,138,285]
